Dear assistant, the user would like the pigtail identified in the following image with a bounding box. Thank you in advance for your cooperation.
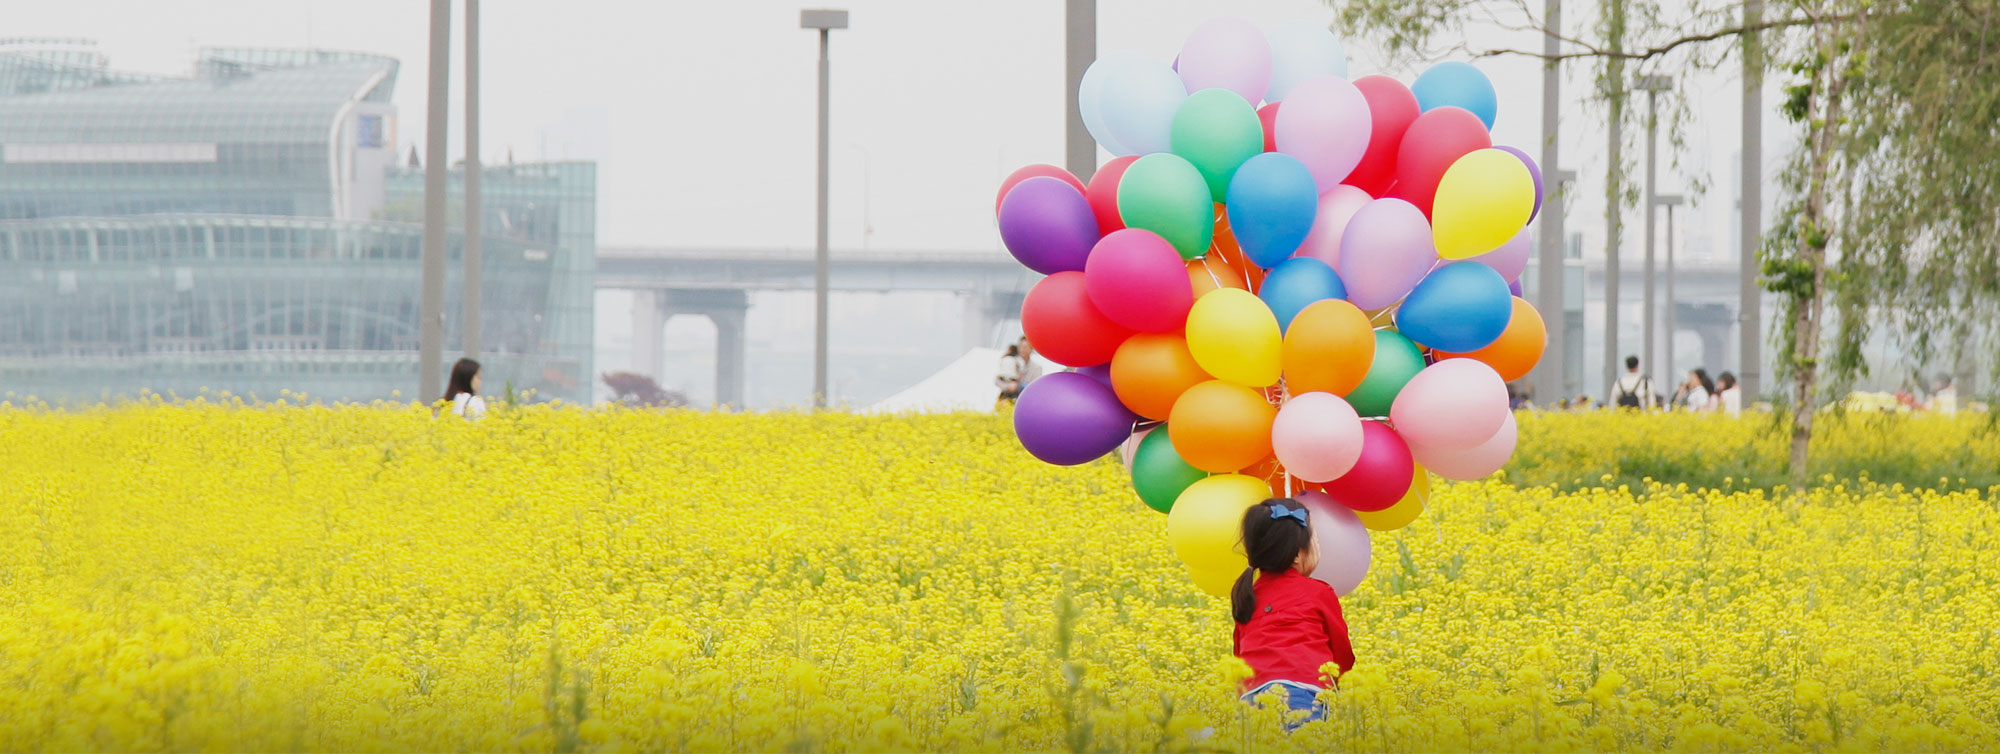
[1231,567,1258,624]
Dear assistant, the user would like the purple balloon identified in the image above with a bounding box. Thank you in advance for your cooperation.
[1469,228,1532,283]
[999,176,1100,275]
[1076,364,1115,391]
[1014,372,1136,466]
[1495,145,1543,222]
[1509,279,1525,297]
[1335,198,1439,311]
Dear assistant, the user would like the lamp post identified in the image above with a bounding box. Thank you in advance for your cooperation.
[801,9,848,409]
[1533,0,1565,406]
[419,0,450,403]
[1635,73,1671,389]
[1656,193,1685,381]
[463,0,482,358]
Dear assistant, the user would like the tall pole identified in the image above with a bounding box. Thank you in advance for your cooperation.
[814,26,830,408]
[1602,0,1627,403]
[463,0,482,358]
[1664,200,1678,382]
[1064,0,1098,182]
[1643,87,1658,389]
[419,0,450,403]
[1534,0,1565,404]
[1740,0,1764,398]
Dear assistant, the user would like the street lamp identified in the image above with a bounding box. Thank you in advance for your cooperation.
[1656,193,1685,381]
[1635,73,1672,389]
[802,8,848,409]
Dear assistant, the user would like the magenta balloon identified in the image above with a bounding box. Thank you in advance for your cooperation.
[1014,372,1137,466]
[1389,359,1509,451]
[1295,491,1373,596]
[1410,410,1518,481]
[1468,228,1531,283]
[1274,76,1373,192]
[1084,229,1195,333]
[1494,145,1544,222]
[1296,185,1372,269]
[1272,392,1365,483]
[998,176,1100,275]
[1318,420,1414,512]
[1334,198,1439,311]
[1178,17,1273,106]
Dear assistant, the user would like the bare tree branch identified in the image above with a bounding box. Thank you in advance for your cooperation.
[1474,13,1862,62]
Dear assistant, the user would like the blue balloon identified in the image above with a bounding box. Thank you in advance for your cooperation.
[1411,61,1497,129]
[1258,257,1347,333]
[1394,262,1511,352]
[1225,152,1319,269]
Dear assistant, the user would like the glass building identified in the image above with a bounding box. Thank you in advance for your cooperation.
[0,39,595,404]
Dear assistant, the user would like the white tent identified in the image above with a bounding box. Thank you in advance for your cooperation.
[868,348,1061,414]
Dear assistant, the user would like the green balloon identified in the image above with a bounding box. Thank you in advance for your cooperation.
[1118,153,1215,260]
[1346,330,1426,418]
[1130,428,1209,514]
[1170,89,1264,202]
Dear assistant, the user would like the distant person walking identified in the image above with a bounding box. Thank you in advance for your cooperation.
[995,345,1028,405]
[1715,372,1743,416]
[1611,355,1657,410]
[1016,336,1044,389]
[444,358,487,420]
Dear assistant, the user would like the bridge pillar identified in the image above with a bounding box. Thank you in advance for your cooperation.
[631,290,663,380]
[659,289,750,409]
[961,290,1028,352]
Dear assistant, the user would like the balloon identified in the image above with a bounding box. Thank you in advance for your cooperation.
[1316,420,1414,512]
[1225,152,1320,268]
[1295,491,1373,595]
[1344,75,1422,196]
[1467,228,1531,283]
[1085,229,1195,333]
[1118,424,1149,468]
[1086,155,1139,234]
[1131,427,1211,513]
[1354,465,1429,530]
[1296,185,1372,269]
[1411,410,1518,481]
[1119,154,1215,259]
[1395,262,1512,353]
[1187,562,1241,598]
[1171,89,1265,202]
[1167,380,1277,473]
[1188,254,1251,298]
[1184,288,1282,387]
[1272,392,1365,483]
[1177,17,1273,106]
[1493,145,1544,222]
[1389,358,1509,451]
[1209,214,1268,291]
[1078,363,1116,392]
[1021,271,1134,367]
[1256,103,1280,152]
[1264,20,1348,103]
[1392,107,1492,217]
[1098,56,1188,156]
[998,177,1099,275]
[996,165,1086,217]
[1274,76,1372,192]
[1411,61,1498,129]
[1257,257,1347,333]
[1509,278,1525,298]
[1166,474,1271,572]
[1079,53,1140,155]
[1432,149,1535,259]
[1013,372,1137,466]
[1111,333,1212,420]
[1282,300,1375,396]
[1335,198,1438,311]
[1434,297,1547,382]
[1346,330,1426,417]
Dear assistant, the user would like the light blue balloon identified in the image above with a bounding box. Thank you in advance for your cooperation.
[1393,262,1511,352]
[1098,56,1188,156]
[1080,54,1143,156]
[1225,152,1319,269]
[1258,257,1347,333]
[1411,61,1497,129]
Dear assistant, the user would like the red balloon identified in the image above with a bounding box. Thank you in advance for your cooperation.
[998,164,1087,217]
[1256,103,1280,153]
[1021,271,1134,367]
[1316,420,1414,512]
[1086,156,1139,235]
[1344,76,1421,197]
[1390,107,1491,218]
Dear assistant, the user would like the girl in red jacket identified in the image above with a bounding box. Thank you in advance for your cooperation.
[1232,498,1356,729]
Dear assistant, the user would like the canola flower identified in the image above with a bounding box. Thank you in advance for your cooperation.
[1,401,1995,752]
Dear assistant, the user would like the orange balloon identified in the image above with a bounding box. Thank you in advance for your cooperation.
[1187,256,1249,299]
[1282,300,1377,396]
[1242,455,1312,497]
[1209,213,1266,292]
[1167,380,1277,473]
[1111,333,1213,420]
[1433,297,1547,381]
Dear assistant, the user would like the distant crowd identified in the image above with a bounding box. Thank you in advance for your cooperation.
[1513,354,1962,416]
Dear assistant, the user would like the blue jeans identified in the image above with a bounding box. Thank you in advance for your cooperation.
[1240,680,1328,731]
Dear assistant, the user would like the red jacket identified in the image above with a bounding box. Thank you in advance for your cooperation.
[1232,569,1355,690]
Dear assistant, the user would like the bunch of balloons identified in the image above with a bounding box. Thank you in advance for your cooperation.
[997,18,1546,599]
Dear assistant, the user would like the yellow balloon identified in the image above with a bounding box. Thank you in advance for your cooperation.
[1356,465,1431,531]
[1166,474,1270,573]
[1187,562,1244,598]
[1431,149,1534,260]
[1184,288,1282,387]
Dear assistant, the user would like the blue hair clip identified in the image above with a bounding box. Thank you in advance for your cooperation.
[1269,503,1308,527]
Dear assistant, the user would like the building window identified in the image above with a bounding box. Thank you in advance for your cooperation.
[358,115,384,148]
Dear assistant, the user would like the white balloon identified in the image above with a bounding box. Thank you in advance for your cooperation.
[1265,21,1348,103]
[1409,411,1519,481]
[1295,491,1373,596]
[1079,53,1142,156]
[1099,57,1187,156]
[1178,17,1273,106]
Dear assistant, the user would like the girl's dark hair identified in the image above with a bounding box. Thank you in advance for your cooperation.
[1717,372,1738,390]
[444,358,480,402]
[1693,368,1716,396]
[1004,345,1020,357]
[1231,498,1315,625]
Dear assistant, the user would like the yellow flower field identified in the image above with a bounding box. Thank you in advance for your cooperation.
[1,402,1994,752]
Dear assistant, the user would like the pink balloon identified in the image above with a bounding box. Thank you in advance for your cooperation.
[1389,359,1509,451]
[1274,76,1373,192]
[1272,392,1365,483]
[1410,410,1518,481]
[1335,198,1438,311]
[1084,229,1195,333]
[1178,17,1273,106]
[1467,228,1531,283]
[1295,491,1373,596]
[1295,185,1372,269]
